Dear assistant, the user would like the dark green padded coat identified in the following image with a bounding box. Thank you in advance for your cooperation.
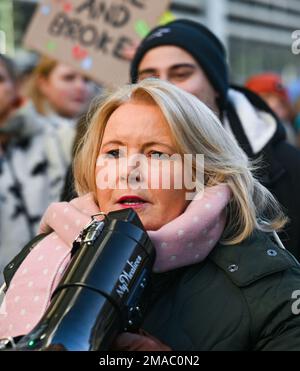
[142,230,300,351]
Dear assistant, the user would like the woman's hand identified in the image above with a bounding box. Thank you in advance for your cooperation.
[111,329,171,351]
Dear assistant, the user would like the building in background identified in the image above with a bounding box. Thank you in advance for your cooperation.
[0,0,37,71]
[171,0,300,84]
[0,0,15,55]
[4,0,300,84]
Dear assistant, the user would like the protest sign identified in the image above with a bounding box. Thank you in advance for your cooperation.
[24,0,171,86]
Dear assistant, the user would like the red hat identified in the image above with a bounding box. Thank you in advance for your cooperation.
[245,73,289,102]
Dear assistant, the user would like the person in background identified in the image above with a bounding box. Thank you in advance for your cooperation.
[0,54,88,284]
[1,79,300,351]
[26,56,93,129]
[14,57,37,108]
[294,98,300,145]
[0,54,22,129]
[288,79,300,146]
[129,19,300,259]
[245,73,297,147]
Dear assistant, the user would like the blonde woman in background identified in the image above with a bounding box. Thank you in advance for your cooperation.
[27,56,93,128]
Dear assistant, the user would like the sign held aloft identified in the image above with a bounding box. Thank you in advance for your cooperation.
[24,0,171,86]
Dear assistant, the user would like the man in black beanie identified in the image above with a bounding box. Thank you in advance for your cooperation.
[130,19,300,259]
[131,19,228,114]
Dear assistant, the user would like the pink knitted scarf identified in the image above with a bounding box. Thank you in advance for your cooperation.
[0,184,231,338]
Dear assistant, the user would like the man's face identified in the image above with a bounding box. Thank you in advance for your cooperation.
[138,45,220,116]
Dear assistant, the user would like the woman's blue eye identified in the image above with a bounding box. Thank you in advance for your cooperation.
[106,150,120,158]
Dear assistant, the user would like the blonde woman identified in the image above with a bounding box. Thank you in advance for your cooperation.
[27,56,93,125]
[1,79,300,351]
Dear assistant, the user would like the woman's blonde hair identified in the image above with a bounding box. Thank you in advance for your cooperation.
[74,78,287,244]
[27,56,58,115]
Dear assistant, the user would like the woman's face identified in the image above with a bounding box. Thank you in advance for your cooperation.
[95,101,189,230]
[0,61,17,124]
[39,63,92,118]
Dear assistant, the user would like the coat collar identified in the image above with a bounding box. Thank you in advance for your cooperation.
[225,87,287,187]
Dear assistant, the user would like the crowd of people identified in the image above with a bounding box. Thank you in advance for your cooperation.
[1,18,300,351]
